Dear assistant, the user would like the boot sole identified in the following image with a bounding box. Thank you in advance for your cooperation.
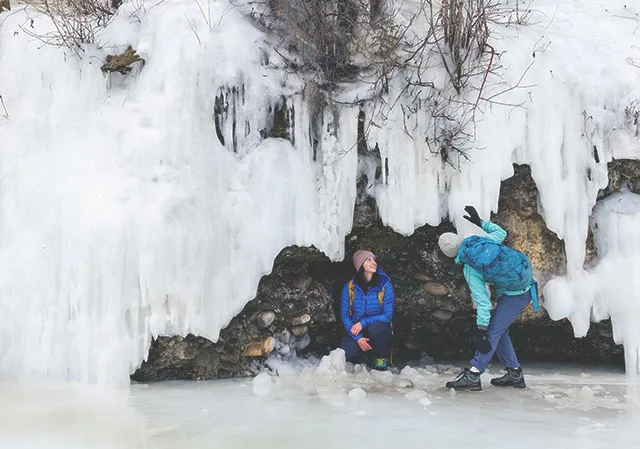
[491,383,526,389]
[447,385,483,392]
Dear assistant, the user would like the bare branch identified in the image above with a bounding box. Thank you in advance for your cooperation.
[26,0,119,54]
[0,94,9,119]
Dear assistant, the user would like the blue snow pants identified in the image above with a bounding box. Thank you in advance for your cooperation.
[470,290,532,373]
[339,322,392,362]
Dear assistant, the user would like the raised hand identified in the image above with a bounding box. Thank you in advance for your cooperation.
[463,205,482,228]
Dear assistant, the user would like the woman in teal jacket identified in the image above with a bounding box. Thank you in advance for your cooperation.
[438,206,537,391]
[339,250,395,370]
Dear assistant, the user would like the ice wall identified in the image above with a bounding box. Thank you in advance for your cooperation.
[0,2,357,386]
[1,0,640,385]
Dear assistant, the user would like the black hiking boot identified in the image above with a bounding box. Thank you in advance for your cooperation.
[445,368,482,391]
[490,367,526,388]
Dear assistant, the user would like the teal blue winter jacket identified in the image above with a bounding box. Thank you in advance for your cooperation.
[455,221,534,328]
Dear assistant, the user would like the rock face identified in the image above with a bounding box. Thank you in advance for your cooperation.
[598,159,640,199]
[132,163,632,382]
[132,246,339,381]
[493,165,568,285]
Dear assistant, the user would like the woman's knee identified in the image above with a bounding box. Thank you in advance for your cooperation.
[339,337,361,362]
[368,322,392,337]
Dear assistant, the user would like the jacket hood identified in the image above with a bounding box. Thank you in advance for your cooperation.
[353,268,390,292]
[376,268,391,287]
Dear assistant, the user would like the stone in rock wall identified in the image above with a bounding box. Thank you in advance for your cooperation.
[598,159,640,199]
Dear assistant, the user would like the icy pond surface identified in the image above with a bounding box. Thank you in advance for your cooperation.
[1,361,639,449]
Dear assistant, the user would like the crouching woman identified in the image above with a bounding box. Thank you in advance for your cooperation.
[339,250,395,370]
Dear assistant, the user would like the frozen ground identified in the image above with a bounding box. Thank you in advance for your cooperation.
[1,360,638,449]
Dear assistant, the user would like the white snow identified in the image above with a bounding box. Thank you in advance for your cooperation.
[0,0,640,385]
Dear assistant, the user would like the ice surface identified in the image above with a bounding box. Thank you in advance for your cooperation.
[2,362,640,449]
[1,0,640,385]
[405,389,428,401]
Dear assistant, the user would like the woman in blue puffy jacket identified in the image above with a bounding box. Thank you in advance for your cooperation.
[339,250,395,370]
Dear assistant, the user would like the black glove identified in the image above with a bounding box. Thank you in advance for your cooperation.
[476,328,491,354]
[463,205,482,228]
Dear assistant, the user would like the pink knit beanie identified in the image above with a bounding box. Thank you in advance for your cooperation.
[352,250,375,272]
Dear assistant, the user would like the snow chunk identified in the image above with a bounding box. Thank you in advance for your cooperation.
[580,386,595,398]
[395,378,414,389]
[252,372,273,396]
[348,388,367,400]
[315,349,347,375]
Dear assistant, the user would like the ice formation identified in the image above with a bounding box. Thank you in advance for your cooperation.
[0,1,358,386]
[545,192,640,374]
[0,0,639,385]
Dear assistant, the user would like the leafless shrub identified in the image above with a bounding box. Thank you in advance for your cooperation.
[257,0,361,80]
[429,0,496,94]
[246,0,533,164]
[22,0,120,55]
[491,0,534,27]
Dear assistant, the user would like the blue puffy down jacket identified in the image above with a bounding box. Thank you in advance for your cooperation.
[340,269,395,340]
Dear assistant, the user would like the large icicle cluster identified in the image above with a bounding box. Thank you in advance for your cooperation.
[0,1,357,386]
